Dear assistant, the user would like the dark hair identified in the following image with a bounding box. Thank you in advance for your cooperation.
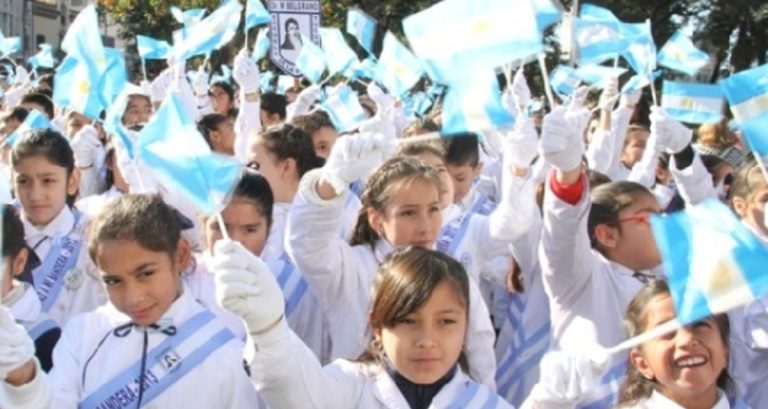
[37,73,54,90]
[395,142,445,162]
[281,18,302,50]
[290,112,336,137]
[358,246,470,369]
[11,128,77,206]
[260,92,287,120]
[88,194,181,263]
[586,169,612,191]
[2,205,26,258]
[20,93,55,120]
[2,106,29,124]
[618,280,735,406]
[256,123,322,178]
[442,133,480,167]
[350,157,442,247]
[587,181,654,253]
[197,113,229,149]
[231,169,275,229]
[728,155,765,207]
[209,81,236,117]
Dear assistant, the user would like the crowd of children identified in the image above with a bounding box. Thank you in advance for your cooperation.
[0,26,766,409]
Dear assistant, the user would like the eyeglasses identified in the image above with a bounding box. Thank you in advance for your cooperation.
[617,211,654,225]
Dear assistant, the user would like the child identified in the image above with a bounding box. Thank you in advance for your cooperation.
[198,113,236,156]
[121,93,152,131]
[538,102,718,407]
[2,194,261,407]
[214,244,513,408]
[75,145,128,218]
[523,280,737,409]
[287,147,497,387]
[203,169,332,361]
[11,128,106,326]
[1,204,60,372]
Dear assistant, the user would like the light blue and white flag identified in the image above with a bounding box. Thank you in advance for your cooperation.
[662,81,723,124]
[345,57,377,81]
[740,112,768,160]
[28,44,55,69]
[136,35,172,60]
[441,71,515,135]
[4,110,51,148]
[138,94,242,215]
[320,85,367,133]
[621,20,656,76]
[172,0,242,61]
[549,65,581,96]
[719,63,768,123]
[260,70,275,93]
[53,55,104,120]
[346,8,377,55]
[295,34,326,83]
[375,32,424,97]
[622,70,661,94]
[573,64,627,89]
[650,200,768,324]
[403,0,541,84]
[252,28,270,60]
[103,83,145,160]
[320,28,357,77]
[0,36,21,57]
[170,7,206,27]
[574,4,627,65]
[61,5,105,71]
[657,30,710,77]
[402,91,434,119]
[245,0,270,30]
[97,48,128,109]
[276,75,294,94]
[532,0,564,31]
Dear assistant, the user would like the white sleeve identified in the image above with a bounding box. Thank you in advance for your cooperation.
[0,360,53,409]
[585,128,614,176]
[539,178,594,309]
[234,98,262,164]
[670,150,717,205]
[626,137,660,188]
[250,319,358,409]
[488,172,537,242]
[465,278,498,390]
[602,107,633,181]
[49,316,88,409]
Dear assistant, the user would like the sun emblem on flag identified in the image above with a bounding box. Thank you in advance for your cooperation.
[75,80,90,96]
[394,63,407,78]
[681,98,694,109]
[472,19,491,37]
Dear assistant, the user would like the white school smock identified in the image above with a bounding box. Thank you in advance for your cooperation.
[584,106,632,181]
[48,291,261,409]
[621,390,731,409]
[263,201,332,363]
[233,97,262,164]
[22,206,106,327]
[250,320,514,409]
[286,169,498,389]
[5,283,59,343]
[0,360,52,409]
[75,186,124,218]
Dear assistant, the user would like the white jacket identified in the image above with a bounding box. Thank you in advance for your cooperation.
[21,206,107,327]
[286,169,498,389]
[251,320,513,409]
[620,390,731,409]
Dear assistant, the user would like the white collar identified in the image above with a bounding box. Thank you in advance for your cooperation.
[645,389,730,409]
[5,283,41,323]
[441,204,463,227]
[22,206,75,243]
[457,188,480,213]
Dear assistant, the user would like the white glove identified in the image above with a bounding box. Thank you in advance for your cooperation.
[540,107,584,172]
[212,239,284,334]
[286,85,321,120]
[503,69,531,115]
[599,76,619,111]
[504,117,538,168]
[191,67,210,98]
[0,306,35,380]
[528,347,610,405]
[621,89,642,108]
[14,66,31,89]
[140,80,152,96]
[322,132,391,194]
[149,69,173,104]
[566,86,591,140]
[367,82,395,114]
[232,50,260,95]
[71,125,102,168]
[650,106,692,154]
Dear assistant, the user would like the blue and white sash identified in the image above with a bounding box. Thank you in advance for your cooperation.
[33,210,85,312]
[576,359,627,409]
[79,310,235,409]
[437,213,474,257]
[445,381,501,409]
[471,193,496,217]
[25,317,59,341]
[275,253,308,319]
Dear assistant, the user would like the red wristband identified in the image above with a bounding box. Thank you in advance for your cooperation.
[549,170,586,205]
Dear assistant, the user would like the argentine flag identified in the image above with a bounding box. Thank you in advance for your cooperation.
[661,81,724,125]
[441,71,515,135]
[319,28,358,77]
[650,200,768,324]
[244,0,270,30]
[403,0,541,84]
[574,4,627,65]
[4,110,51,148]
[172,0,242,61]
[252,28,270,60]
[136,35,172,60]
[375,32,424,98]
[346,8,377,55]
[622,71,661,94]
[53,55,105,120]
[657,31,710,77]
[170,7,206,27]
[719,63,768,123]
[295,34,326,84]
[549,65,580,97]
[320,86,367,133]
[573,64,627,89]
[0,36,21,57]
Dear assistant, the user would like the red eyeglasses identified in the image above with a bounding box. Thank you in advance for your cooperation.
[617,211,654,225]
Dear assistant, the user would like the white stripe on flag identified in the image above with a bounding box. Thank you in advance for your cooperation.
[730,93,768,123]
[663,94,723,115]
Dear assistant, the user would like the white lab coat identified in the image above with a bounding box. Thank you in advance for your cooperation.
[286,169,498,389]
[75,186,124,218]
[21,206,107,327]
[48,291,261,408]
[251,320,513,409]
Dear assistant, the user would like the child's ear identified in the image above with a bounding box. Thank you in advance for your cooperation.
[280,157,297,179]
[11,248,28,278]
[594,223,620,249]
[67,168,81,196]
[366,207,383,236]
[731,196,748,218]
[629,348,655,381]
[174,238,192,274]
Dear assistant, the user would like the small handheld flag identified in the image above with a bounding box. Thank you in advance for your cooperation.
[244,0,271,30]
[719,63,768,124]
[661,81,724,125]
[346,8,377,55]
[375,32,424,98]
[295,34,326,84]
[320,85,367,133]
[657,31,710,77]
